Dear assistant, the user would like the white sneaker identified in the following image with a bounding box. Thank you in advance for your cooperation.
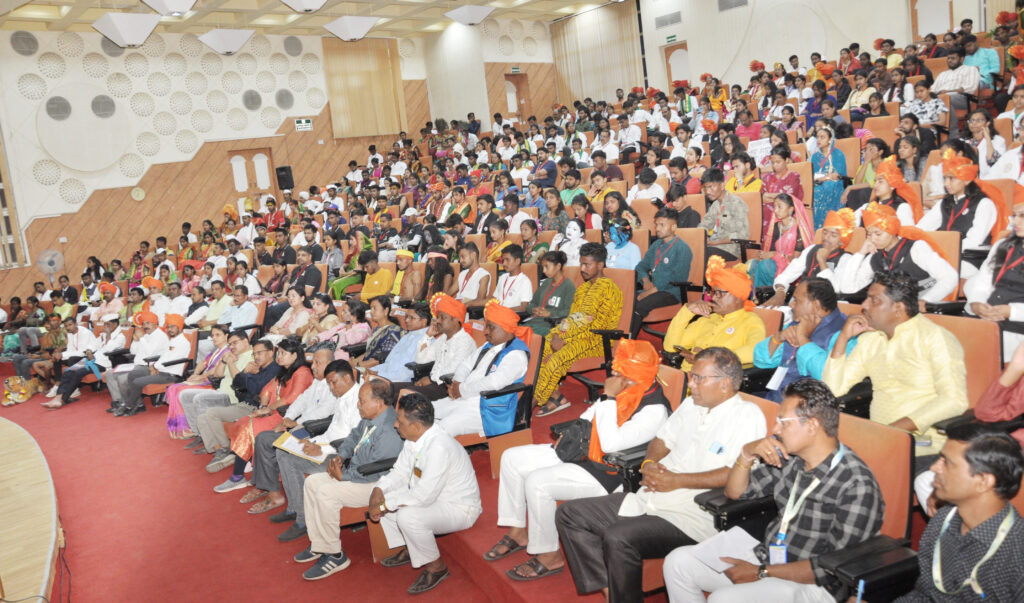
[70,388,81,399]
[244,461,252,474]
[45,385,59,398]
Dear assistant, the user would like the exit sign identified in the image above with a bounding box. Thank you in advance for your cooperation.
[666,34,677,43]
[294,118,312,131]
[511,66,521,74]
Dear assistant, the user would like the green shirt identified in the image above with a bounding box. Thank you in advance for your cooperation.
[52,302,75,320]
[635,236,693,302]
[560,187,587,207]
[524,277,576,336]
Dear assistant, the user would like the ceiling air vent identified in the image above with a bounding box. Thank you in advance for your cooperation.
[718,0,749,10]
[655,12,681,29]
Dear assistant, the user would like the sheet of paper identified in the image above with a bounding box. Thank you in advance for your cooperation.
[272,431,328,464]
[690,526,762,573]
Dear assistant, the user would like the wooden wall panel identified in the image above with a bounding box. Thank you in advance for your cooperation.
[484,62,558,125]
[403,79,431,135]
[0,105,400,298]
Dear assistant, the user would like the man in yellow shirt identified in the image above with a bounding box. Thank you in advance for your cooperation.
[359,251,394,303]
[822,271,967,473]
[663,256,766,371]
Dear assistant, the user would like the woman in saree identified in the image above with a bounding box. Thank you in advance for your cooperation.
[127,254,151,288]
[165,324,231,439]
[810,125,847,229]
[746,193,815,288]
[761,145,805,240]
[260,260,289,300]
[328,229,374,299]
[309,299,372,361]
[520,219,549,264]
[353,295,404,370]
[218,338,314,502]
[485,220,514,264]
[299,293,342,346]
[178,264,201,295]
[198,231,217,260]
[264,286,314,345]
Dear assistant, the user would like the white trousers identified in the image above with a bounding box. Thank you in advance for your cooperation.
[663,545,834,603]
[496,444,608,554]
[303,472,378,555]
[432,396,483,437]
[380,500,481,568]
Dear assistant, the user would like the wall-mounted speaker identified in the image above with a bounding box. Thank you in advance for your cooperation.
[275,165,294,190]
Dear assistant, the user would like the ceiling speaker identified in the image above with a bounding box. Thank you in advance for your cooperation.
[323,16,379,42]
[280,0,327,13]
[444,5,495,26]
[92,13,161,48]
[198,29,255,55]
[141,0,196,17]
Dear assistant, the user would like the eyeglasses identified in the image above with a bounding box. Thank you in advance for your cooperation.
[710,288,729,298]
[776,416,804,426]
[689,373,727,385]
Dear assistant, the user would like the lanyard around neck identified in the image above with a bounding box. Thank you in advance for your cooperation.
[777,444,846,540]
[933,508,1015,597]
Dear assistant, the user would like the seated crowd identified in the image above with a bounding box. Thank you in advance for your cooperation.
[7,16,1024,600]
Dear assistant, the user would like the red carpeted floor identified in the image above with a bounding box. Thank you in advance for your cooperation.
[2,367,657,602]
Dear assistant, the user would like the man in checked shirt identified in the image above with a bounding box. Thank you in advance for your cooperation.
[663,378,884,602]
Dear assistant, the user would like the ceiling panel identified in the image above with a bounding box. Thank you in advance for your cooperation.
[0,0,578,38]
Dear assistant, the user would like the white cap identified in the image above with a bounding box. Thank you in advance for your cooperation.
[240,212,251,218]
[299,191,310,200]
[282,189,291,193]
[403,207,418,217]
[327,184,337,190]
[101,313,120,323]
[155,247,167,254]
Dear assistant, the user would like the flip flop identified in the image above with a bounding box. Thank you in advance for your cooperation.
[239,488,268,504]
[536,400,571,417]
[248,497,285,514]
[506,556,564,582]
[483,535,526,561]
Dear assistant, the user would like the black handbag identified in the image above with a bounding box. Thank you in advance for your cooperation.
[551,418,592,463]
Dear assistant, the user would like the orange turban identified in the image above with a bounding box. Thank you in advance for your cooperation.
[588,339,660,464]
[862,202,953,265]
[701,119,718,134]
[164,314,184,329]
[749,60,765,73]
[142,277,163,290]
[942,152,1009,242]
[823,208,857,246]
[98,282,118,296]
[429,292,466,323]
[483,299,532,344]
[875,156,924,221]
[705,256,754,310]
[816,62,836,77]
[134,311,158,326]
[221,203,239,222]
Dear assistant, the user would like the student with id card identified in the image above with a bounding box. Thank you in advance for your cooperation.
[663,379,884,602]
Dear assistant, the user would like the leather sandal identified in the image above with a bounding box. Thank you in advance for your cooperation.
[483,535,525,561]
[506,556,564,582]
[239,488,268,504]
[407,567,450,594]
[247,497,285,514]
[381,548,411,567]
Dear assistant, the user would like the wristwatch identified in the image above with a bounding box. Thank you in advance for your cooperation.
[757,564,769,580]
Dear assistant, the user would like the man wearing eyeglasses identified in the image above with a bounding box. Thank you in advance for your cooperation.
[663,257,766,371]
[555,348,766,602]
[663,378,884,602]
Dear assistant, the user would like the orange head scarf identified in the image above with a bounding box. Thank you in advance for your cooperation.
[588,339,660,464]
[164,314,184,329]
[483,299,533,345]
[705,256,754,310]
[823,208,857,247]
[875,156,924,222]
[429,292,466,323]
[701,119,718,134]
[816,62,836,77]
[943,153,1008,242]
[133,311,158,326]
[98,282,118,296]
[142,276,163,290]
[221,203,239,223]
[862,202,953,265]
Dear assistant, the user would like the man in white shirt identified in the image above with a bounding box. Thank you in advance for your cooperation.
[105,310,168,413]
[113,313,190,417]
[455,244,491,312]
[617,115,642,163]
[488,340,671,580]
[555,348,767,601]
[141,277,170,325]
[184,286,210,328]
[236,213,258,248]
[369,393,482,594]
[390,152,408,177]
[201,285,259,360]
[510,154,532,183]
[593,129,621,163]
[503,196,532,235]
[492,112,510,138]
[164,282,191,318]
[431,302,530,437]
[42,316,102,408]
[930,47,981,137]
[397,294,478,401]
[367,145,384,168]
[493,245,534,311]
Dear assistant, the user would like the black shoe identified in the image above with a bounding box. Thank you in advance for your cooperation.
[106,402,123,414]
[269,509,297,524]
[184,436,204,450]
[278,522,307,542]
[112,406,129,417]
[125,405,147,416]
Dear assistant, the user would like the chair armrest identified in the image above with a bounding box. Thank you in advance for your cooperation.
[923,301,966,315]
[160,357,191,367]
[836,378,873,419]
[107,347,131,357]
[232,323,259,332]
[591,329,628,371]
[694,487,778,533]
[405,361,434,381]
[356,456,398,476]
[550,418,579,437]
[276,407,288,417]
[741,366,777,394]
[439,373,454,385]
[1000,321,1024,335]
[818,535,918,600]
[480,382,533,399]
[340,342,367,357]
[602,443,649,467]
[933,408,1024,435]
[661,350,683,368]
[733,239,761,250]
[142,355,160,363]
[303,416,334,438]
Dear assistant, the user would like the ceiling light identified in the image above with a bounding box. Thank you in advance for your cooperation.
[280,0,327,13]
[444,4,494,26]
[92,13,161,48]
[141,0,196,17]
[324,15,379,41]
[198,28,254,55]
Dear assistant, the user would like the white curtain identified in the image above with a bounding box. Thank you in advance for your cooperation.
[551,2,644,104]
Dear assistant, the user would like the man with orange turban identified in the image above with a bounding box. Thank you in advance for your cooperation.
[395,294,479,402]
[90,282,124,326]
[840,202,959,303]
[766,209,856,306]
[431,299,530,438]
[556,347,767,601]
[112,313,190,417]
[663,257,767,371]
[918,152,1006,277]
[105,310,166,415]
[488,339,673,582]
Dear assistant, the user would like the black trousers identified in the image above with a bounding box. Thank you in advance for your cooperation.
[57,365,91,404]
[390,381,449,401]
[630,290,679,337]
[555,493,696,602]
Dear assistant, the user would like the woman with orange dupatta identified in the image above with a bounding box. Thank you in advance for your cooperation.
[214,338,313,500]
[861,156,925,227]
[746,192,815,288]
[492,338,671,580]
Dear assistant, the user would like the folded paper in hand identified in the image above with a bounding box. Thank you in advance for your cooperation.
[690,526,761,573]
[273,431,328,464]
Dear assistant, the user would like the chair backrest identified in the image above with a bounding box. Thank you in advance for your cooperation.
[632,199,659,231]
[658,364,687,410]
[256,264,275,285]
[925,313,1001,406]
[835,137,861,180]
[739,392,779,433]
[928,230,962,300]
[995,118,1014,144]
[924,56,949,77]
[684,193,707,218]
[515,332,545,431]
[603,268,637,334]
[985,178,1017,213]
[480,262,499,297]
[863,116,899,149]
[521,262,539,291]
[883,101,901,118]
[634,228,651,256]
[467,319,488,346]
[314,264,328,293]
[619,163,636,188]
[584,229,603,243]
[609,180,629,197]
[923,148,943,177]
[752,307,783,337]
[735,192,763,243]
[791,161,814,206]
[465,233,486,252]
[676,228,707,297]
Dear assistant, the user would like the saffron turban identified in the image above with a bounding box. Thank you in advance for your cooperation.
[701,119,718,134]
[942,152,1008,241]
[483,299,532,344]
[164,314,184,329]
[98,283,118,296]
[589,339,660,464]
[142,277,163,290]
[823,208,857,246]
[874,156,924,221]
[816,62,836,77]
[705,256,754,310]
[134,311,159,326]
[862,202,953,264]
[429,293,466,323]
